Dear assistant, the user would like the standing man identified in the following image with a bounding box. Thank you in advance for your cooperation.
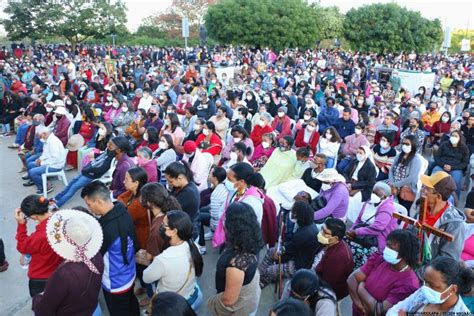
[81,181,139,316]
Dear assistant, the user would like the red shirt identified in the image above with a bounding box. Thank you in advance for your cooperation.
[16,220,63,279]
[250,125,273,147]
[195,133,223,156]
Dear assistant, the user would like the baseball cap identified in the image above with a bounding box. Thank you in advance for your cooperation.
[421,171,457,199]
[183,140,197,154]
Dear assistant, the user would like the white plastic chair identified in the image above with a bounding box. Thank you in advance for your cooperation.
[98,158,117,185]
[393,202,408,229]
[41,148,69,198]
[414,156,429,200]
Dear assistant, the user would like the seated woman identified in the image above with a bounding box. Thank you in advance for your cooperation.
[295,118,320,155]
[387,256,473,315]
[346,182,399,269]
[343,145,377,201]
[160,112,185,149]
[112,101,134,135]
[430,112,451,148]
[136,147,158,183]
[317,127,341,168]
[137,126,160,153]
[313,218,354,301]
[250,112,273,147]
[372,134,397,181]
[195,121,223,157]
[207,202,263,316]
[313,168,349,223]
[154,134,177,184]
[260,136,297,189]
[221,125,254,163]
[348,229,421,316]
[125,108,146,142]
[223,142,252,170]
[183,117,204,143]
[259,201,320,288]
[432,130,469,198]
[387,135,423,213]
[280,269,337,315]
[143,210,204,311]
[400,117,425,154]
[250,132,276,171]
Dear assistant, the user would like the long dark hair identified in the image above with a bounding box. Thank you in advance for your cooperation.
[224,202,263,255]
[166,210,203,277]
[290,269,336,311]
[140,183,182,212]
[21,194,49,217]
[229,162,257,186]
[395,135,418,167]
[386,229,420,268]
[167,112,180,133]
[127,167,148,197]
[165,161,196,184]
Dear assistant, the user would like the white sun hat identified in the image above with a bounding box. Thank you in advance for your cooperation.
[315,168,346,183]
[46,209,103,274]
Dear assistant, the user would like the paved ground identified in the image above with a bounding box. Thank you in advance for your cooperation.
[0,135,353,316]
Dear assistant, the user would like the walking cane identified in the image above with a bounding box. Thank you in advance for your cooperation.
[274,207,287,299]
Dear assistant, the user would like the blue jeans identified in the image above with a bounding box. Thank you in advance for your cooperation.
[15,123,29,145]
[432,166,463,197]
[27,163,61,190]
[54,174,93,207]
[337,157,351,173]
[326,157,335,168]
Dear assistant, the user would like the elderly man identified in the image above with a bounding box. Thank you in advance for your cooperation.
[23,126,65,194]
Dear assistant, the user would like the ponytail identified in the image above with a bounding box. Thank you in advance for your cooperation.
[186,239,203,277]
[165,161,197,185]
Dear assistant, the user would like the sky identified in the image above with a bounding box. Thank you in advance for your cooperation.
[0,0,472,35]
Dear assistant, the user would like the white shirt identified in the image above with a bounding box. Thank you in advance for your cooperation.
[137,95,153,112]
[143,242,196,298]
[40,134,66,169]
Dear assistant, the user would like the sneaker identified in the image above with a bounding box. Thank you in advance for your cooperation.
[23,180,35,187]
[64,165,75,171]
[22,174,30,180]
[204,231,214,241]
[36,184,54,194]
[8,144,19,149]
[198,245,207,255]
[0,261,8,272]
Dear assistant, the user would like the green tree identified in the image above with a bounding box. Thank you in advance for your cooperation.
[205,0,323,50]
[343,3,443,53]
[312,5,344,41]
[2,0,128,50]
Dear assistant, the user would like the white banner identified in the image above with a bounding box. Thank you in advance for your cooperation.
[398,70,436,96]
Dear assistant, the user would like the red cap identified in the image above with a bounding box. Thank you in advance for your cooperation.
[183,141,197,154]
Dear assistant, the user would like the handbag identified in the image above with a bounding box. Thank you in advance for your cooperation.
[399,185,416,202]
[351,213,378,248]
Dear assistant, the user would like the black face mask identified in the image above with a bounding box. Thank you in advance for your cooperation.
[148,112,156,118]
[106,149,116,157]
[159,226,171,243]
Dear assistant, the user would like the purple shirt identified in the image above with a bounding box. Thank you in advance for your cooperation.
[144,117,163,133]
[314,182,349,220]
[111,154,135,198]
[353,253,419,316]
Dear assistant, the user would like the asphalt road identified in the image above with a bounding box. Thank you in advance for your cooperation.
[0,134,352,316]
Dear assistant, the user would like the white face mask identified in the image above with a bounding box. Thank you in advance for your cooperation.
[258,120,266,127]
[107,96,113,101]
[224,179,235,191]
[303,114,311,121]
[112,102,119,109]
[278,112,285,118]
[450,136,460,145]
[382,247,401,265]
[46,107,53,113]
[80,86,86,91]
[261,141,270,149]
[449,99,456,105]
[159,141,168,149]
[356,153,365,161]
[354,128,362,135]
[325,133,332,140]
[233,137,241,143]
[229,152,238,161]
[421,285,453,304]
[402,144,411,154]
[202,128,210,136]
[380,140,389,148]
[164,119,171,126]
[281,100,288,106]
[306,125,315,132]
[122,107,128,113]
[441,116,449,123]
[264,96,270,102]
[321,183,331,191]
[246,95,252,101]
[193,125,202,131]
[143,133,148,141]
[98,128,106,136]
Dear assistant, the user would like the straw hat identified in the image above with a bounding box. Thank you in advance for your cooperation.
[47,209,103,274]
[66,134,85,151]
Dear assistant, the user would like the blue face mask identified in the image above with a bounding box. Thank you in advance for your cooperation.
[421,284,452,304]
[382,247,401,265]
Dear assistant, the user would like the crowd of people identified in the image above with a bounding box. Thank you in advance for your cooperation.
[0,43,473,315]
